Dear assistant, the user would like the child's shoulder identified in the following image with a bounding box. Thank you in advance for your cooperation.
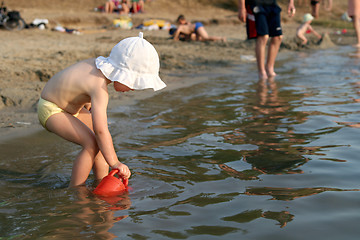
[80,58,96,65]
[74,58,97,70]
[66,58,101,80]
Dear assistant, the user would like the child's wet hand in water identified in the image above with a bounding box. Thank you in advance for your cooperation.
[112,162,131,179]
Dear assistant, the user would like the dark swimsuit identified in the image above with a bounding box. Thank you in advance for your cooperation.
[311,0,319,6]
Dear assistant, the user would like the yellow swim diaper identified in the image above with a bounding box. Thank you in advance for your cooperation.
[37,97,80,130]
[37,97,65,129]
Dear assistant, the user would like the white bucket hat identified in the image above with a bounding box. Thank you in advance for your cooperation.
[303,13,314,23]
[95,32,166,91]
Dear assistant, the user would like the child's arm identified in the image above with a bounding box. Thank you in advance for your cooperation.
[91,89,131,179]
[308,25,322,39]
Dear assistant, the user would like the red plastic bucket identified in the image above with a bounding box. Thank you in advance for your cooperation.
[93,169,128,196]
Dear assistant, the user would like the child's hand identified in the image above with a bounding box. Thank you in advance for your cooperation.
[112,162,131,179]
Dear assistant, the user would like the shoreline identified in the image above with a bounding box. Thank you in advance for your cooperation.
[0,66,234,144]
[0,29,357,143]
[0,0,358,143]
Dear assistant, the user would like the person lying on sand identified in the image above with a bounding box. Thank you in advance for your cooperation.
[172,14,226,42]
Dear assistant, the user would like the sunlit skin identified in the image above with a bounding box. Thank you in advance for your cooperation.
[296,18,322,45]
[310,0,320,19]
[348,0,360,48]
[173,16,226,42]
[104,0,129,14]
[40,58,132,187]
[114,81,134,92]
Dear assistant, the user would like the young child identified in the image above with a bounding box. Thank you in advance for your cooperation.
[37,32,166,187]
[172,14,226,42]
[296,13,322,46]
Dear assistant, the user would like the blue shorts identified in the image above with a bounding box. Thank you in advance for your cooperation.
[194,22,203,32]
[247,4,282,39]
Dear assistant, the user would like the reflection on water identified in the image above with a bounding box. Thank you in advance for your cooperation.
[0,183,131,239]
[1,46,360,239]
[30,187,131,239]
[244,186,360,201]
[222,209,294,228]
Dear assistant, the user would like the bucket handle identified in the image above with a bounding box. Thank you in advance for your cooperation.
[109,169,128,187]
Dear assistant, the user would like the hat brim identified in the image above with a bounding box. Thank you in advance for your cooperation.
[96,56,166,91]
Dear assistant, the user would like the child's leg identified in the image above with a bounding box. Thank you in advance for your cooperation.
[256,35,269,79]
[45,110,105,187]
[76,108,109,180]
[266,35,282,77]
[297,32,308,45]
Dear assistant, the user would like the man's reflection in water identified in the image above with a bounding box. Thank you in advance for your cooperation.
[221,76,308,178]
[254,76,284,115]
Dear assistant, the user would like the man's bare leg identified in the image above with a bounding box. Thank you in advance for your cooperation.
[256,35,269,80]
[353,15,360,47]
[266,35,283,77]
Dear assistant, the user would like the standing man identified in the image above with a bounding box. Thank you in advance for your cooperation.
[238,0,295,80]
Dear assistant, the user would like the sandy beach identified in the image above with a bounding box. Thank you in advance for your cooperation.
[0,0,356,141]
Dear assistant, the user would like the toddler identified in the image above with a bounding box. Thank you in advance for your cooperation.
[38,32,166,187]
[296,13,322,45]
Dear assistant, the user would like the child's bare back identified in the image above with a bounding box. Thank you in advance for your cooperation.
[41,58,106,116]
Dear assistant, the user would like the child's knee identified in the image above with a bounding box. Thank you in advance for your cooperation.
[83,136,100,156]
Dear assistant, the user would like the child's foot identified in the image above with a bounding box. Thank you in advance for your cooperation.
[353,43,360,48]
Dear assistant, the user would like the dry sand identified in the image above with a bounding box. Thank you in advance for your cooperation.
[0,0,356,141]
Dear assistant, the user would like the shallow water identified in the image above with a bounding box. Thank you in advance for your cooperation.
[1,46,360,239]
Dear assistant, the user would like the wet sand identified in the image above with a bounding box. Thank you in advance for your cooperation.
[0,0,357,142]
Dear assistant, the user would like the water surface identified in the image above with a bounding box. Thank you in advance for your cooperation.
[1,46,360,239]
